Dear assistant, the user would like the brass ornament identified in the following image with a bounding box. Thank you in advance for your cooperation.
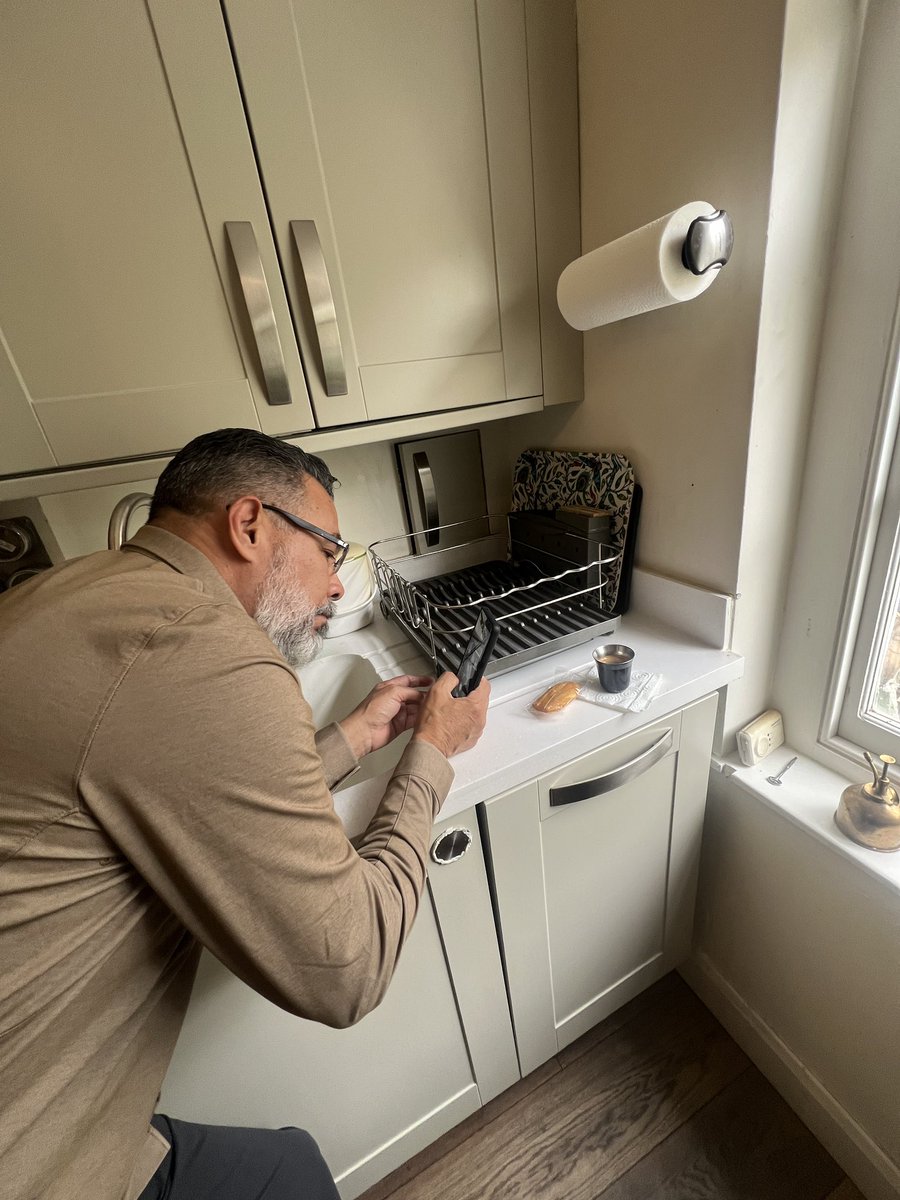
[834,752,900,852]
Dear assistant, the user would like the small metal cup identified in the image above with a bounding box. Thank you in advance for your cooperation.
[593,643,634,693]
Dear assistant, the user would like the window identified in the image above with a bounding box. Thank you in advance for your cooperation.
[830,327,900,761]
[773,0,900,777]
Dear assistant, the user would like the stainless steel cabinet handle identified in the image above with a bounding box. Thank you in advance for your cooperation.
[290,220,348,397]
[549,728,673,807]
[413,452,440,547]
[225,221,292,407]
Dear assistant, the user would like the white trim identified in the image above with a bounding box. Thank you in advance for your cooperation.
[821,275,900,756]
[333,1085,480,1198]
[681,954,900,1200]
[0,396,545,503]
[821,728,891,777]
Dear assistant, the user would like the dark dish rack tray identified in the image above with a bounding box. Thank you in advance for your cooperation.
[368,516,621,679]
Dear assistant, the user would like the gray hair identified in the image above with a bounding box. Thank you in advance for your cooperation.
[149,428,337,519]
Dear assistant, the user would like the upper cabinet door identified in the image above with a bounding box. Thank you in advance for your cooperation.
[225,0,543,428]
[0,0,314,473]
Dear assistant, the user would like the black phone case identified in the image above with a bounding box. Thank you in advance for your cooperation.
[452,611,499,697]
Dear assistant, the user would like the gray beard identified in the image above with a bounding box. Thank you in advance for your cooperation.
[254,544,334,668]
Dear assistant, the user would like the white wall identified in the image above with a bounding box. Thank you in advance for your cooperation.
[728,0,865,742]
[688,768,900,1199]
[484,0,862,744]
[483,0,787,594]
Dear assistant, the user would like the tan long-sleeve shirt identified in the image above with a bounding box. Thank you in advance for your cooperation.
[0,526,452,1200]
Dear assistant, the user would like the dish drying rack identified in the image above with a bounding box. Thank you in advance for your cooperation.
[368,516,621,678]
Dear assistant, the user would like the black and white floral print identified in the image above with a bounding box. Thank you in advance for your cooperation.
[510,449,636,609]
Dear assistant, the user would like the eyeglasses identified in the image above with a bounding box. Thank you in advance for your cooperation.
[261,503,350,573]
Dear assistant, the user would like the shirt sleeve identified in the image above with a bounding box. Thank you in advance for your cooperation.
[78,602,454,1028]
[314,722,360,790]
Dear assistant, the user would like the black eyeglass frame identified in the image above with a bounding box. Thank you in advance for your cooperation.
[260,502,350,572]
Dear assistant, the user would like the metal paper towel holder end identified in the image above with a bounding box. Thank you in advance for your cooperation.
[681,209,734,275]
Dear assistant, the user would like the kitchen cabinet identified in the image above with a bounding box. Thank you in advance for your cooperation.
[158,805,518,1200]
[482,694,718,1075]
[158,693,720,1197]
[224,0,539,428]
[0,0,315,476]
[1,0,580,482]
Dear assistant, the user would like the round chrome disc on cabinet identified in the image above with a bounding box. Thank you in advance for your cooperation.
[430,827,472,865]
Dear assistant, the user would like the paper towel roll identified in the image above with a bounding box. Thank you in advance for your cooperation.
[557,201,721,330]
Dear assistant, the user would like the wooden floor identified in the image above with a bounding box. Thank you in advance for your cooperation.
[360,973,866,1200]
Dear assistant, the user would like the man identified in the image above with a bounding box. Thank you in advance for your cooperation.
[0,428,490,1200]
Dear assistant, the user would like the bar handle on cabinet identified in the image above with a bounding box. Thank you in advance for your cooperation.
[413,452,440,547]
[290,219,348,397]
[549,728,673,807]
[225,221,292,407]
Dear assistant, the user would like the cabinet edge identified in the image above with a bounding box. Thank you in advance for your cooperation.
[525,0,583,408]
[0,396,545,502]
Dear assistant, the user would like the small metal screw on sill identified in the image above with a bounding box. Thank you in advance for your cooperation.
[767,756,798,786]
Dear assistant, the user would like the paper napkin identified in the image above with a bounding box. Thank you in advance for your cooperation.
[572,666,664,713]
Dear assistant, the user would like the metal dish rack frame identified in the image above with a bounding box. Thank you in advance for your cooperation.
[368,515,621,678]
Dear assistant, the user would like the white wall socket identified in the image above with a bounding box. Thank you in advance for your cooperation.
[737,709,785,766]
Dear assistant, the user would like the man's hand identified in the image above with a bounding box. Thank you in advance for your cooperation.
[338,674,433,759]
[412,672,490,759]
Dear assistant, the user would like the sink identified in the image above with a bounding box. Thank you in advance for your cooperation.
[298,653,380,724]
[297,654,409,788]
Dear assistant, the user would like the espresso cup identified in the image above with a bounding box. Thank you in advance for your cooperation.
[592,643,634,693]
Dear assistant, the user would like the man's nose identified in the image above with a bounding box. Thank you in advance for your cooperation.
[330,571,345,601]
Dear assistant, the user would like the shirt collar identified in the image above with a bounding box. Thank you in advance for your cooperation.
[122,525,245,611]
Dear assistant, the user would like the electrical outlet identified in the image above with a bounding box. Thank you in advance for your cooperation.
[737,709,785,766]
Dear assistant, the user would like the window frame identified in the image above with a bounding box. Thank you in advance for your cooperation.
[824,301,900,763]
[773,0,900,780]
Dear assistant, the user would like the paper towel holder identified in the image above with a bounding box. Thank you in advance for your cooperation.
[681,209,734,276]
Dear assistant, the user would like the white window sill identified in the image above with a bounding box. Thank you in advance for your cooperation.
[712,747,900,896]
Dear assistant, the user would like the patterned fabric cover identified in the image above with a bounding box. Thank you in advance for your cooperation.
[510,449,636,610]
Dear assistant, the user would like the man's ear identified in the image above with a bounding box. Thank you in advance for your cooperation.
[225,496,269,562]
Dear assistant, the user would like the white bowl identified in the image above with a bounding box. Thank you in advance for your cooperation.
[325,544,376,638]
[326,597,376,637]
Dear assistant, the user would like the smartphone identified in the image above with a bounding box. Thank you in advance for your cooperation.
[451,610,499,698]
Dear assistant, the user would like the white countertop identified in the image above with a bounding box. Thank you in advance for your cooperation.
[315,603,743,838]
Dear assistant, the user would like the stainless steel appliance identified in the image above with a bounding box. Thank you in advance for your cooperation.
[395,430,488,555]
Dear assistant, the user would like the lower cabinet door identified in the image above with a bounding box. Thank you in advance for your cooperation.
[426,806,520,1106]
[159,889,481,1199]
[484,711,689,1076]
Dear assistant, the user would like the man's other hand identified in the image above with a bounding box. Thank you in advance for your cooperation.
[338,674,433,759]
[411,672,490,759]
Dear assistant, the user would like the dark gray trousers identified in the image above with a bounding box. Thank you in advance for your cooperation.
[137,1113,341,1200]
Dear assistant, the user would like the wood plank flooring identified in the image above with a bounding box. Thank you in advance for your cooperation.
[360,973,866,1200]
